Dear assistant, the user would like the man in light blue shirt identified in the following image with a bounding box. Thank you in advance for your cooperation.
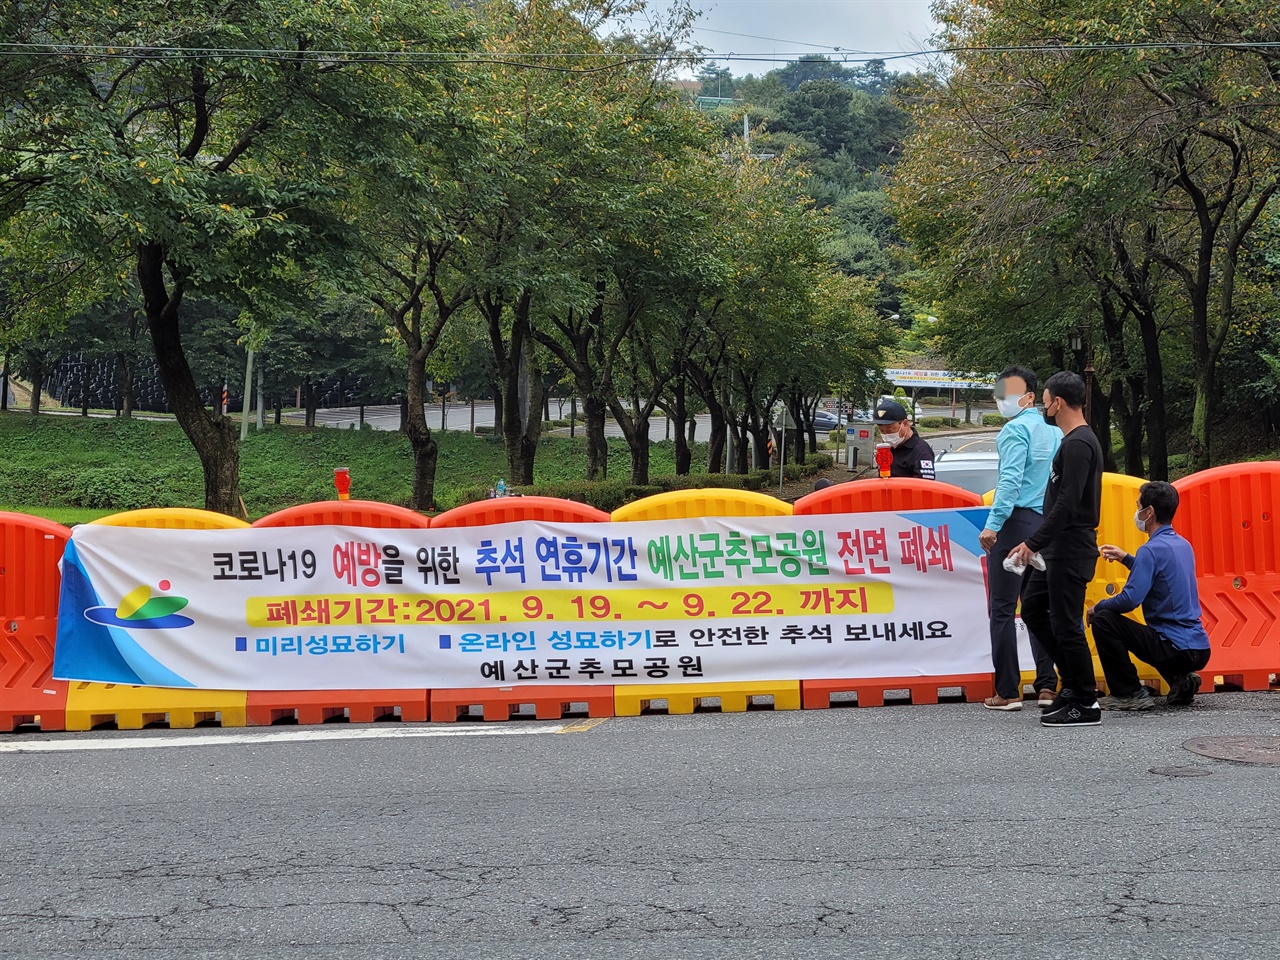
[977,366,1062,710]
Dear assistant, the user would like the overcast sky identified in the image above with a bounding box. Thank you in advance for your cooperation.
[684,0,938,75]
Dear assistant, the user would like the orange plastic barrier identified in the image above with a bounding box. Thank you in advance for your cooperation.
[0,513,71,731]
[432,496,610,527]
[1174,463,1280,691]
[793,477,983,515]
[255,499,431,530]
[430,495,615,721]
[430,684,614,721]
[802,674,994,709]
[246,501,429,724]
[793,477,992,706]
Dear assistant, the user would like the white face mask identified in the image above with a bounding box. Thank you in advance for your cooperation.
[996,395,1026,419]
[1134,507,1149,533]
[882,426,908,448]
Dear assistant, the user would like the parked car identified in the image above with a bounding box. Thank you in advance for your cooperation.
[932,450,1000,496]
[811,409,846,432]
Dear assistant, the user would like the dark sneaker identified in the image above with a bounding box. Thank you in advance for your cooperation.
[1166,672,1202,707]
[1099,687,1157,711]
[1042,688,1078,713]
[1040,699,1102,727]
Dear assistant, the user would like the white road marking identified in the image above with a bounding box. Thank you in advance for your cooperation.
[0,723,569,754]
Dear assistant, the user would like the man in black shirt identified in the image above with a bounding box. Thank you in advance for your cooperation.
[1009,371,1105,727]
[873,400,936,480]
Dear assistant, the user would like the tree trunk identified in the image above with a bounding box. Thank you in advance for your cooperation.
[583,394,609,480]
[80,356,91,416]
[618,418,651,484]
[0,353,8,412]
[671,370,691,476]
[1089,377,1116,473]
[274,395,282,425]
[116,352,135,419]
[27,357,44,415]
[303,380,320,428]
[706,401,726,473]
[403,352,439,511]
[138,241,241,516]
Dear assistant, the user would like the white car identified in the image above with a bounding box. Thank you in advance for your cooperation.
[932,450,999,496]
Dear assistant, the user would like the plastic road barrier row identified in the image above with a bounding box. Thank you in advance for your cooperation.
[4,462,1276,731]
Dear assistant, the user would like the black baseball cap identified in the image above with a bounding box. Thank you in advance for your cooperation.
[873,400,909,425]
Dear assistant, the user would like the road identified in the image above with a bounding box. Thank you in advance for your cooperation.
[2,692,1277,959]
[290,403,1001,446]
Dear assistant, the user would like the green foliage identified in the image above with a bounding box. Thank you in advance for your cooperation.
[918,416,961,429]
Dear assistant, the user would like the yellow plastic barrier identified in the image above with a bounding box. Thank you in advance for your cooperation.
[611,489,792,522]
[614,680,801,716]
[92,507,250,530]
[610,489,798,712]
[982,489,995,506]
[63,508,250,730]
[64,682,247,731]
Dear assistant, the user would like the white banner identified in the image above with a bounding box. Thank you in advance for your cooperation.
[53,509,994,690]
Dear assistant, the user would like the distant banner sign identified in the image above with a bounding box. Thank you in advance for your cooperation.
[53,510,993,690]
[886,369,996,390]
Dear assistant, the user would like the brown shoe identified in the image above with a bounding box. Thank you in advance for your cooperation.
[1037,689,1057,709]
[983,694,1023,711]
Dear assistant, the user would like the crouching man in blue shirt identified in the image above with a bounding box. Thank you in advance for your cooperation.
[1086,481,1211,710]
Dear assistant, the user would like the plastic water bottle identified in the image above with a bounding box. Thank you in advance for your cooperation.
[496,478,506,498]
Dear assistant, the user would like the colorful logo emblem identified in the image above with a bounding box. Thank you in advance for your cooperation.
[83,581,194,629]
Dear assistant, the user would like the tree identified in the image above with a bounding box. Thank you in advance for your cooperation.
[0,0,470,513]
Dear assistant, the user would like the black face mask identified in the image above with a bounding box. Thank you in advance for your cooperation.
[1043,401,1057,427]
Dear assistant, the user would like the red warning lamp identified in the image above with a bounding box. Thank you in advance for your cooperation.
[333,466,352,501]
[875,442,893,479]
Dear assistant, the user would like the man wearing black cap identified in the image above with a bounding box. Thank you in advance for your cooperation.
[873,399,936,481]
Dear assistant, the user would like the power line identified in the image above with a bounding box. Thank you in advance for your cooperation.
[1,39,1278,72]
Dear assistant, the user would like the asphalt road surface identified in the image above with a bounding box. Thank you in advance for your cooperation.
[2,691,1278,959]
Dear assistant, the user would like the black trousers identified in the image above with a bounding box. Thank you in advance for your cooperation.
[1091,609,1211,696]
[1021,553,1097,700]
[988,508,1058,698]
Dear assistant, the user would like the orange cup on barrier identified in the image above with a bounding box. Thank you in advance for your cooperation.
[333,467,351,501]
[875,442,893,479]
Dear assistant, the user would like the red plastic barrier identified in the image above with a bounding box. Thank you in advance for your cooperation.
[255,500,431,530]
[430,495,614,721]
[802,674,994,709]
[793,478,991,706]
[430,685,614,722]
[1173,463,1280,690]
[793,477,983,515]
[246,502,429,724]
[0,513,71,730]
[431,496,610,528]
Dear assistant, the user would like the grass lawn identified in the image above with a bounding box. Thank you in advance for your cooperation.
[1,411,789,521]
